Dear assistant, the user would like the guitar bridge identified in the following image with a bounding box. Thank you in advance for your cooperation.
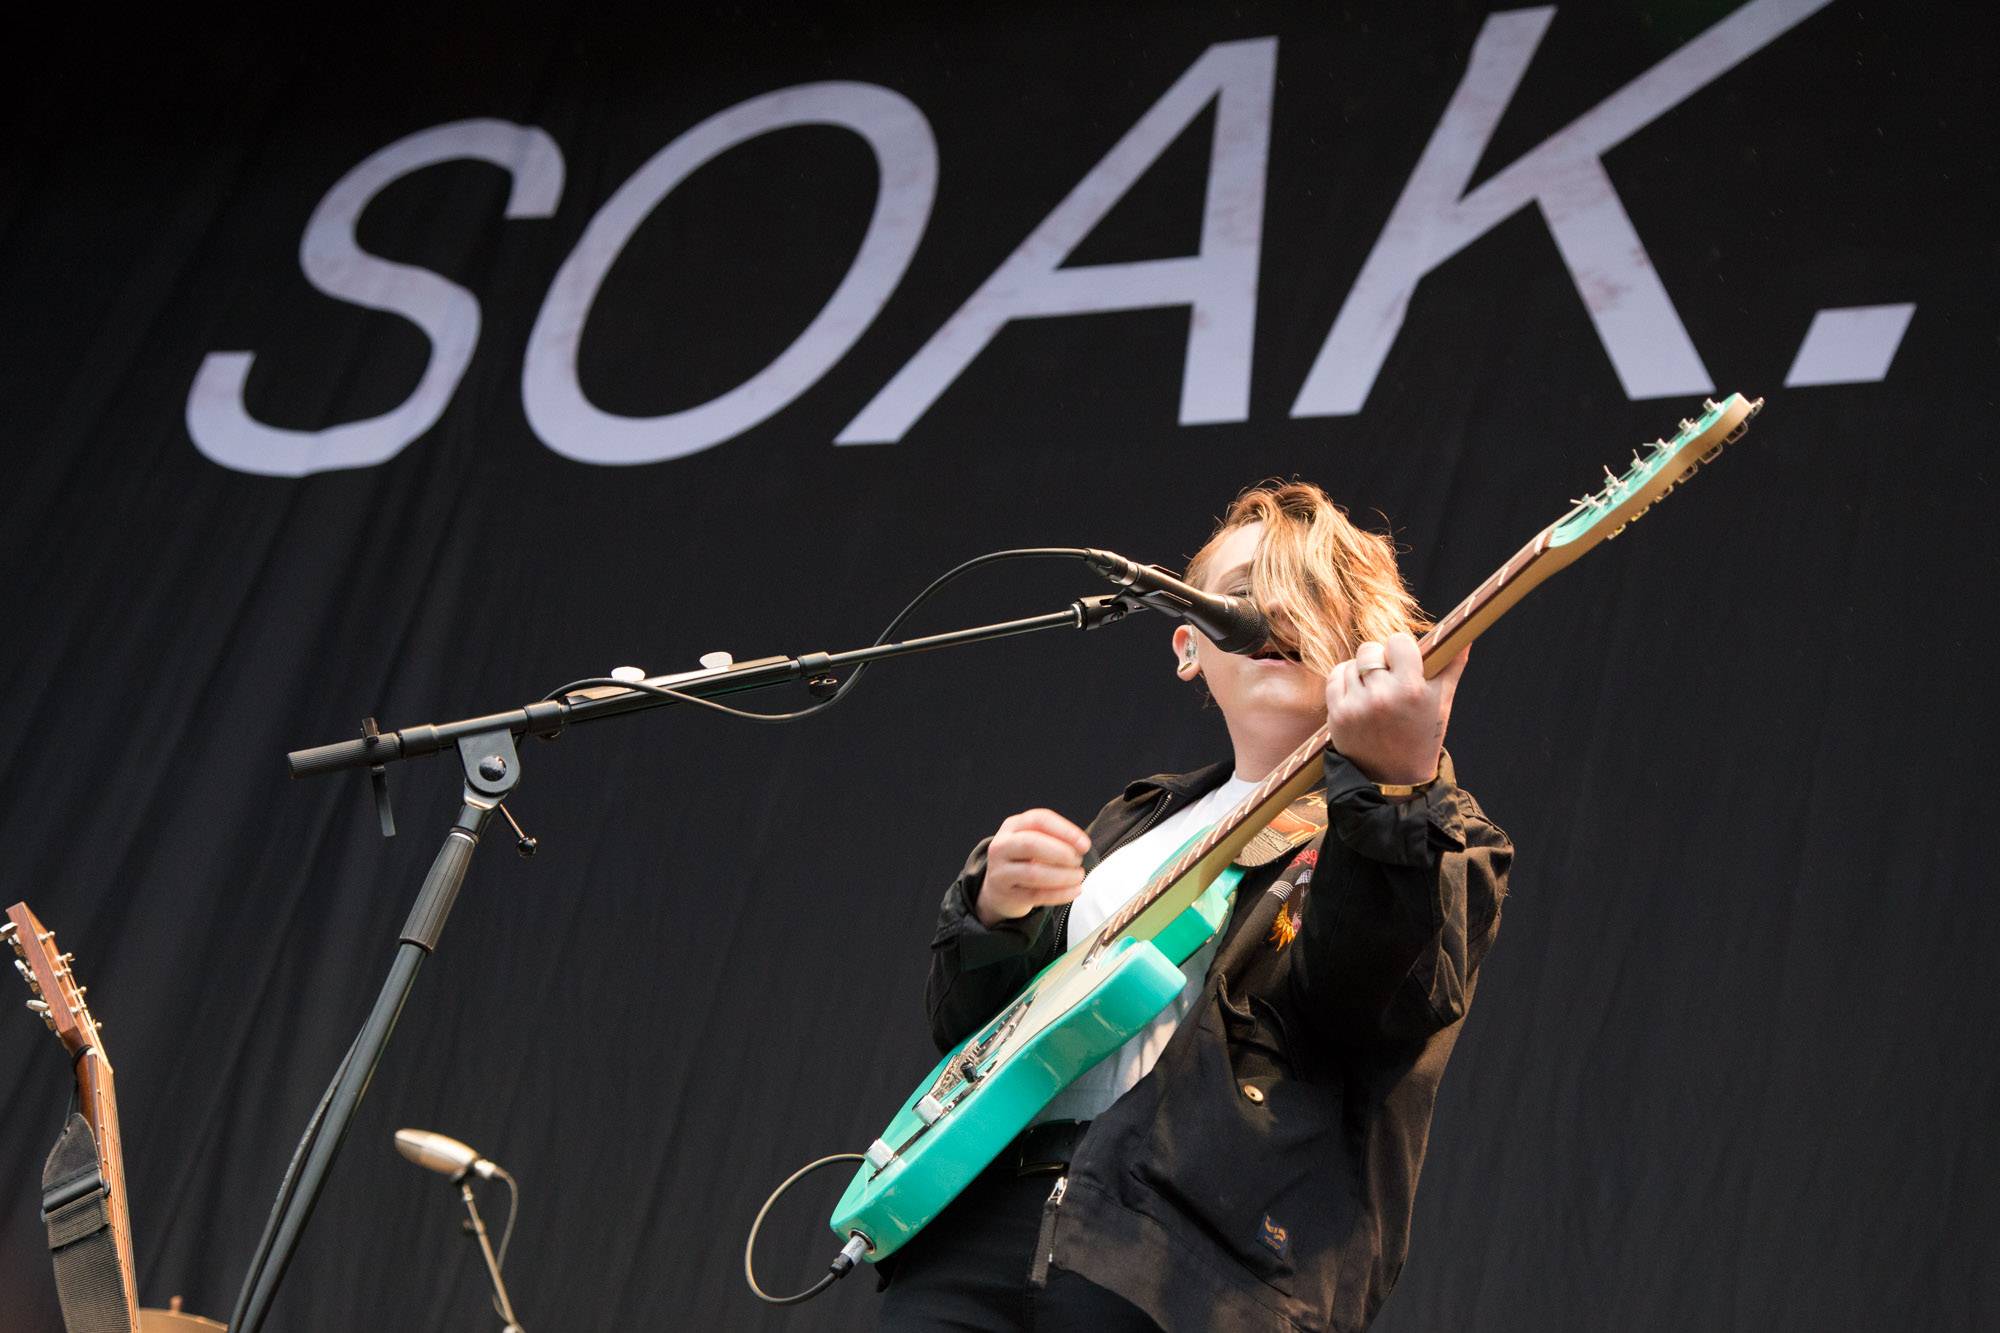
[924,997,1027,1105]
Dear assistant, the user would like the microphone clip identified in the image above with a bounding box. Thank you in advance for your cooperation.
[363,716,396,840]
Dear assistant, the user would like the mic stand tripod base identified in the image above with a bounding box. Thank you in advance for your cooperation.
[460,1179,523,1332]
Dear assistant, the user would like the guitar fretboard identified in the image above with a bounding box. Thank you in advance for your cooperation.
[1083,527,1555,959]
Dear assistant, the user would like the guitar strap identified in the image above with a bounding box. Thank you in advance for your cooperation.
[42,1110,134,1333]
[1232,789,1328,869]
[1210,790,1328,984]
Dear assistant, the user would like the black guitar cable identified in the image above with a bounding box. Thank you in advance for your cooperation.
[744,1153,870,1305]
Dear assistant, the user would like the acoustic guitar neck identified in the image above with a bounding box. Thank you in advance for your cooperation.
[9,901,143,1332]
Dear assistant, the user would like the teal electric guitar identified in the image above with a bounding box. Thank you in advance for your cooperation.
[831,394,1765,1261]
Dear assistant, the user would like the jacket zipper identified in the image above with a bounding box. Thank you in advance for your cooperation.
[1029,1174,1068,1287]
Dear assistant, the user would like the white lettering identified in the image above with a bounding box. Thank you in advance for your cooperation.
[837,38,1275,445]
[522,83,936,465]
[1292,0,1833,417]
[187,120,564,476]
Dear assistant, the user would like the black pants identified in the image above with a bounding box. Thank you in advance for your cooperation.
[876,1170,1160,1331]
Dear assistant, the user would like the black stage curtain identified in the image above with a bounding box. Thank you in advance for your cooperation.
[1,3,1992,1328]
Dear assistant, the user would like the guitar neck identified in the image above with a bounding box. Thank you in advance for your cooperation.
[1089,522,1561,956]
[1420,525,1565,672]
[78,1050,143,1329]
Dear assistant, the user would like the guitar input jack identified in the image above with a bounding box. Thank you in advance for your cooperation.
[744,1152,871,1305]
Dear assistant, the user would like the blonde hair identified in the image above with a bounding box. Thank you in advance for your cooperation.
[1185,481,1429,677]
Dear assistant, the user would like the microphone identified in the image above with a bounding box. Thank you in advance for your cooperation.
[395,1128,502,1182]
[1082,549,1271,654]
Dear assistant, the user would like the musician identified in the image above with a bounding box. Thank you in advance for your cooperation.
[879,482,1514,1332]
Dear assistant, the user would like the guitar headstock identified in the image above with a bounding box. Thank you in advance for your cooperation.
[1547,393,1764,557]
[6,900,106,1060]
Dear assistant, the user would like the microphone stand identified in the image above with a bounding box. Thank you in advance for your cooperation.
[460,1178,522,1333]
[228,592,1146,1333]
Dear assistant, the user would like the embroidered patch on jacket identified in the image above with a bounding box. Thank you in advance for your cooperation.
[1267,847,1316,950]
[1259,1214,1292,1262]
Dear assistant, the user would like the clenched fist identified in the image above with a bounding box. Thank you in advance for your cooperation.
[973,808,1094,927]
[1325,631,1469,787]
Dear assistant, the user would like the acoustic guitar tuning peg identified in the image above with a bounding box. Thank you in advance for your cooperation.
[26,997,49,1014]
[0,921,15,942]
[1702,397,1719,411]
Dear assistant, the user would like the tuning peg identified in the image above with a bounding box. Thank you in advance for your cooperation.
[0,921,15,943]
[15,959,41,992]
[26,998,49,1014]
[1702,397,1719,412]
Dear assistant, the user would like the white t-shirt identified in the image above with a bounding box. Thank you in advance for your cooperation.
[1032,772,1259,1125]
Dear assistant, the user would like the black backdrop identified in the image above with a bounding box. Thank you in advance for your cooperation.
[1,3,1993,1329]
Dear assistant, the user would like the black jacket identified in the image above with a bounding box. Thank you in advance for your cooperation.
[924,749,1512,1332]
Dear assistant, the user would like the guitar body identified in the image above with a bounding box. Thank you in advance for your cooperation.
[140,1312,227,1331]
[831,863,1244,1259]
